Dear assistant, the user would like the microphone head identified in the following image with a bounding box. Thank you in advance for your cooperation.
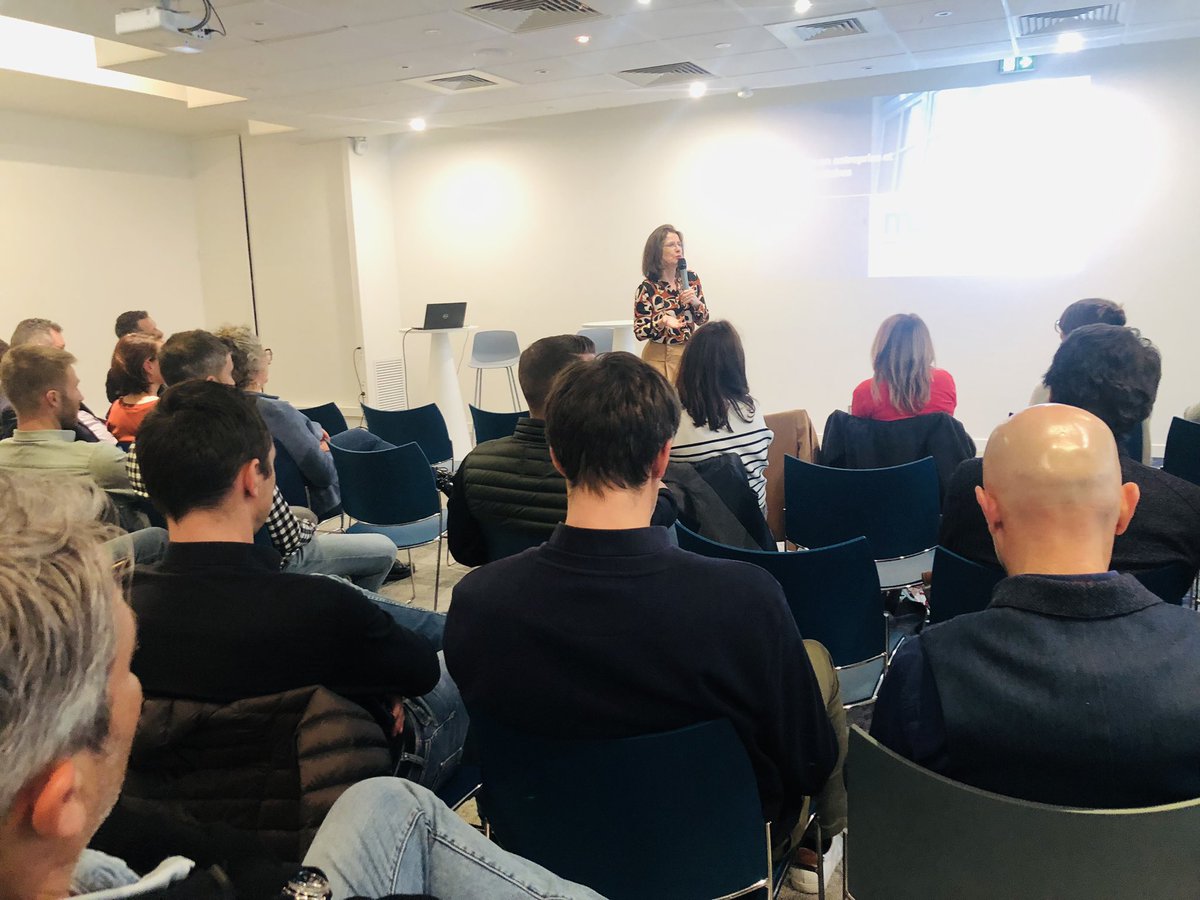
[676,257,687,272]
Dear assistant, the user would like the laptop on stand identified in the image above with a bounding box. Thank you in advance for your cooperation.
[416,302,467,330]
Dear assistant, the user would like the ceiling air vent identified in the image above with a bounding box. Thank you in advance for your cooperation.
[405,69,515,94]
[465,0,606,34]
[795,17,869,41]
[617,62,714,88]
[1018,4,1122,36]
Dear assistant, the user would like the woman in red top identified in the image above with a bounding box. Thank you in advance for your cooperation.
[105,333,163,444]
[851,313,956,421]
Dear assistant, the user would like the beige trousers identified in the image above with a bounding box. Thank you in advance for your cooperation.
[639,340,686,384]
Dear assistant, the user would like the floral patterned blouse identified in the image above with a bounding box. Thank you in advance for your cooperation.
[633,272,709,345]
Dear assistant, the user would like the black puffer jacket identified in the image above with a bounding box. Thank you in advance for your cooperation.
[124,685,393,863]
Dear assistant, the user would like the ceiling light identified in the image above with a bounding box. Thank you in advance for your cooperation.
[688,81,707,98]
[535,68,548,75]
[424,28,440,35]
[737,88,754,99]
[794,0,813,14]
[934,10,953,17]
[410,118,427,131]
[638,0,651,5]
[575,34,590,44]
[1055,31,1084,53]
[167,43,204,54]
[714,41,732,49]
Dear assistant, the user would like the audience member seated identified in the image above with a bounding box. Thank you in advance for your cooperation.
[114,308,163,340]
[873,404,1200,807]
[0,469,603,899]
[445,352,846,885]
[670,320,773,510]
[851,313,956,421]
[216,324,340,519]
[5,318,115,444]
[0,345,133,498]
[104,334,162,444]
[130,382,465,790]
[1030,297,1151,463]
[942,325,1200,576]
[447,333,595,566]
[126,330,398,590]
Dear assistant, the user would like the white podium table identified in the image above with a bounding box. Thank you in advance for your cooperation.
[580,319,638,354]
[402,327,472,461]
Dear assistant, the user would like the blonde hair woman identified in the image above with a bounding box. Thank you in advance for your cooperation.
[851,313,956,420]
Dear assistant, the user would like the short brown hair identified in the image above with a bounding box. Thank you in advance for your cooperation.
[1058,298,1126,336]
[544,352,680,493]
[0,344,75,416]
[517,334,595,416]
[641,224,683,282]
[107,333,160,401]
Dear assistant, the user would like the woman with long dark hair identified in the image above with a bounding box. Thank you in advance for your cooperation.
[851,313,956,421]
[634,223,709,382]
[670,320,773,509]
[105,333,162,443]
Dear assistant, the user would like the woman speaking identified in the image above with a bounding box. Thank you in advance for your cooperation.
[634,223,709,381]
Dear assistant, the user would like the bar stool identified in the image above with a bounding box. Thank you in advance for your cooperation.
[469,330,521,410]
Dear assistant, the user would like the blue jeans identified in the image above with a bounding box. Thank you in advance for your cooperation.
[284,532,397,592]
[398,653,469,793]
[303,778,605,899]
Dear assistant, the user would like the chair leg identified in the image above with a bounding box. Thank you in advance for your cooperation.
[506,366,519,411]
[406,548,416,604]
[474,369,482,408]
[433,534,443,611]
[816,821,825,900]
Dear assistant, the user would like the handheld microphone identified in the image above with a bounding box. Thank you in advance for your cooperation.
[676,257,688,290]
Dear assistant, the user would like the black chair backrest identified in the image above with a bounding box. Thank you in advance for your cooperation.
[784,455,940,559]
[473,713,769,900]
[469,405,526,445]
[1163,417,1200,486]
[297,402,348,437]
[361,402,453,466]
[1131,563,1196,605]
[847,725,1200,900]
[272,439,309,510]
[928,546,1005,625]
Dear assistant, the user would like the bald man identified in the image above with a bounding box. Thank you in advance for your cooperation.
[872,404,1200,808]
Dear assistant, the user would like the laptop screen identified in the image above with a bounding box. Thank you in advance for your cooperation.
[421,302,467,330]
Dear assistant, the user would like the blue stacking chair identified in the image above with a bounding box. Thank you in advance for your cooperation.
[469,404,527,445]
[472,713,781,900]
[576,327,614,354]
[271,439,310,511]
[678,525,888,706]
[928,547,1005,625]
[297,401,349,437]
[784,455,941,590]
[360,402,454,470]
[469,330,521,410]
[1131,562,1196,606]
[329,437,444,607]
[846,726,1200,900]
[1163,417,1200,487]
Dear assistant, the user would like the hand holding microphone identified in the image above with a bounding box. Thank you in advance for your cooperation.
[676,257,698,309]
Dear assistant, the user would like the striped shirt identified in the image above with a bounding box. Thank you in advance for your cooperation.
[670,408,774,508]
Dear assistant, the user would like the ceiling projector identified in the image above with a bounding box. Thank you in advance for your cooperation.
[114,4,216,50]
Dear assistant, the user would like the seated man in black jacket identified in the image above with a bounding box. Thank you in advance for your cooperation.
[129,381,463,790]
[445,352,846,885]
[447,333,594,565]
[940,324,1200,576]
[0,470,603,898]
[873,404,1200,807]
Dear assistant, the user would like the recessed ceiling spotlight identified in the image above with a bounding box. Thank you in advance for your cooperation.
[410,118,427,132]
[424,28,440,35]
[1055,30,1084,53]
[575,34,590,44]
[398,64,410,69]
[688,81,707,98]
[862,64,874,70]
[737,88,754,99]
[535,68,549,75]
[638,0,652,5]
[794,0,813,14]
[934,10,953,17]
[714,41,732,49]
[252,20,265,26]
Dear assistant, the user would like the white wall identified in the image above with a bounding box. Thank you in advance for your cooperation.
[379,40,1200,451]
[0,109,206,406]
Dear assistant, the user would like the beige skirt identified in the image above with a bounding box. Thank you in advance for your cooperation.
[640,341,686,385]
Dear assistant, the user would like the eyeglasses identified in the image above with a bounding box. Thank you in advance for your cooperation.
[1054,320,1063,335]
[111,553,134,601]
